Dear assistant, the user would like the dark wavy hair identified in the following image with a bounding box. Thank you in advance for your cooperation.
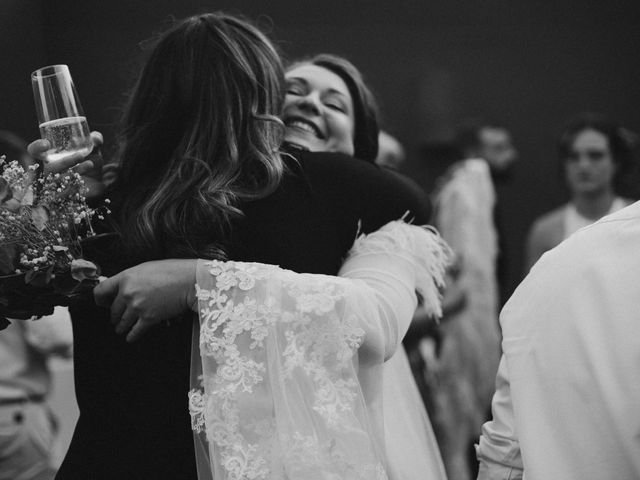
[557,112,638,195]
[286,54,379,162]
[111,12,285,260]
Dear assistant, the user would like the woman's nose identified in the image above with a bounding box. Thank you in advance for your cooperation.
[296,93,321,115]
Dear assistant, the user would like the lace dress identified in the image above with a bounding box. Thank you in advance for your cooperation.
[188,221,451,480]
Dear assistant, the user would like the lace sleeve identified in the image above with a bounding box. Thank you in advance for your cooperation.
[190,261,387,479]
[188,220,452,480]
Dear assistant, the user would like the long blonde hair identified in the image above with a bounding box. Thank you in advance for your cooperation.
[112,13,285,259]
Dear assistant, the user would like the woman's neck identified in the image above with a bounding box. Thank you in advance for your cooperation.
[572,190,617,220]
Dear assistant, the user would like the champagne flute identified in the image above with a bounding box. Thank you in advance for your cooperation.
[31,64,93,163]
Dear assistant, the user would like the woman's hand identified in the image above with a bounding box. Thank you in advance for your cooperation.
[27,131,106,199]
[93,259,198,342]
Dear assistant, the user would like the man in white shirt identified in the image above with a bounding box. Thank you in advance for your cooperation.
[476,201,640,479]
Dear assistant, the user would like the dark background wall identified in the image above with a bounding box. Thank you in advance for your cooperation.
[2,0,640,301]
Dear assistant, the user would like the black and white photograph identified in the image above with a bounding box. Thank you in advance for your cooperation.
[1,1,639,479]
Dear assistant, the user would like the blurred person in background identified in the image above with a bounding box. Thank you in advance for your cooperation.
[409,120,517,480]
[0,131,74,480]
[453,120,517,298]
[525,112,636,271]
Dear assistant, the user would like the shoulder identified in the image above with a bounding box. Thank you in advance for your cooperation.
[294,151,431,224]
[529,206,566,239]
[539,200,640,269]
[619,197,635,208]
[524,205,567,270]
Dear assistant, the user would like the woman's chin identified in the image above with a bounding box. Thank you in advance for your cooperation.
[284,132,322,151]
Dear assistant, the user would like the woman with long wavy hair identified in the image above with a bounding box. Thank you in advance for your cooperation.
[112,13,285,263]
[28,12,445,480]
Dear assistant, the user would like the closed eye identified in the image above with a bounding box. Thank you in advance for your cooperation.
[324,95,348,113]
[285,78,307,97]
[286,86,304,96]
[326,102,346,113]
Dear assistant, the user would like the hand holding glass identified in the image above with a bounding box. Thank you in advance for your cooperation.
[32,65,93,163]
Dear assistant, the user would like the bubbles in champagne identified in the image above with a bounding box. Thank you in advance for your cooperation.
[39,116,93,162]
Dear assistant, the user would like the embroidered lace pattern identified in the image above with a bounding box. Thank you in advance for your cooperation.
[188,220,453,480]
[189,260,386,480]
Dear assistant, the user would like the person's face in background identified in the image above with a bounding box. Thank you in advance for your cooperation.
[564,128,617,196]
[283,64,356,155]
[478,127,518,174]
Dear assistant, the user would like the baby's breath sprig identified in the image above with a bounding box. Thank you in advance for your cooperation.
[0,155,109,277]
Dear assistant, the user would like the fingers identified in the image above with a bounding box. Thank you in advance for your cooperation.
[109,291,128,326]
[126,320,152,343]
[43,151,88,174]
[94,275,119,307]
[90,131,104,147]
[81,134,105,172]
[27,133,103,160]
[95,275,130,332]
[70,159,95,175]
[27,139,50,161]
[93,274,154,342]
[115,308,137,336]
[28,130,104,175]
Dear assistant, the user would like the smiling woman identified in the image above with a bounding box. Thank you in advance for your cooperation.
[284,64,356,155]
[283,54,380,162]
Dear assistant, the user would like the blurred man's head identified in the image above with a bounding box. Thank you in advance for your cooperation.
[455,121,518,175]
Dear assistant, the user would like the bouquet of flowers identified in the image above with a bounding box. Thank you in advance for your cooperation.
[0,154,110,329]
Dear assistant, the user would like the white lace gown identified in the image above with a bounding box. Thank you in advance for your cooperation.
[188,221,450,480]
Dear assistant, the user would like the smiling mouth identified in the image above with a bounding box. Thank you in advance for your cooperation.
[284,118,323,139]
